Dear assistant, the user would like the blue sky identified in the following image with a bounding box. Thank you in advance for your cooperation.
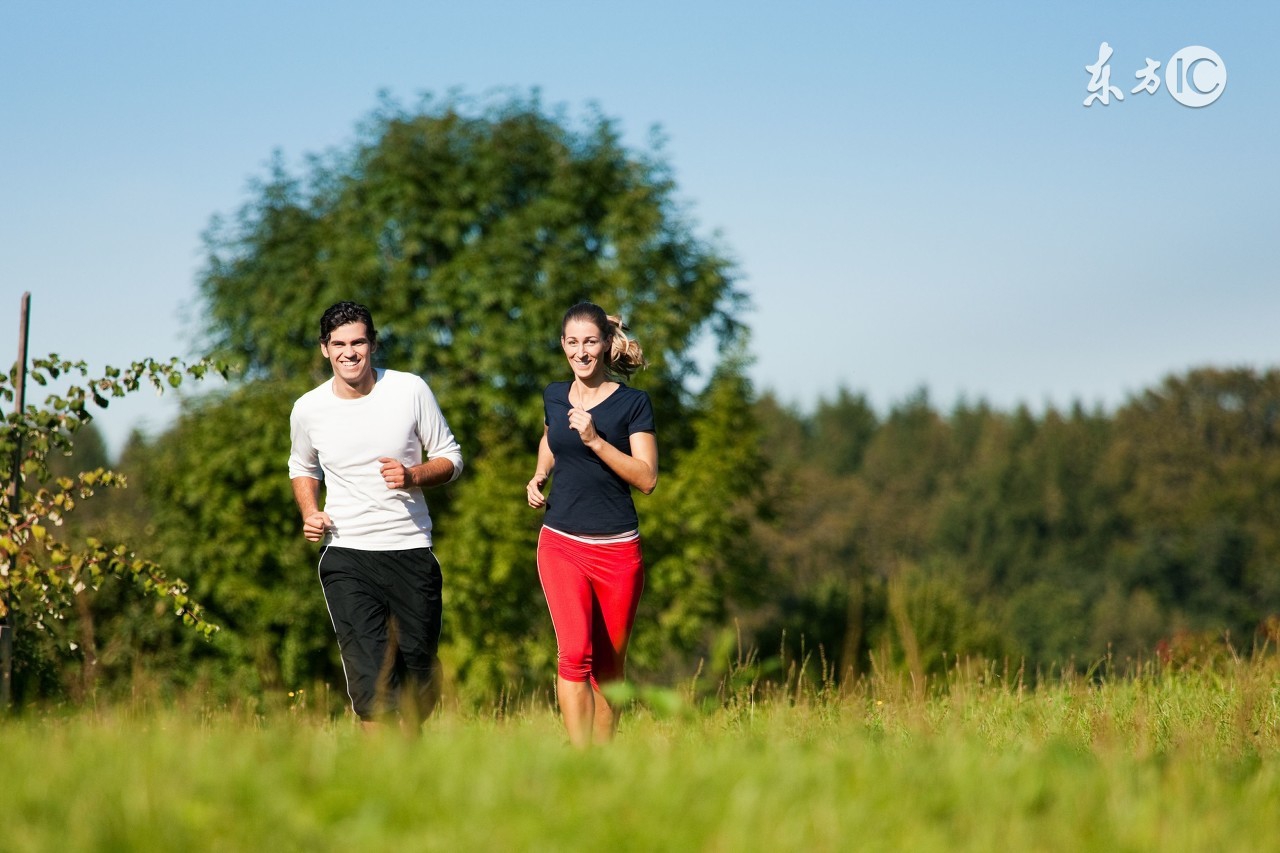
[3,2,1278,456]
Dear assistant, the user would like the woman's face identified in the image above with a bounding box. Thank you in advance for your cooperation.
[561,318,608,382]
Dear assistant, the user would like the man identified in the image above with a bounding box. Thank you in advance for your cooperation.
[288,301,463,729]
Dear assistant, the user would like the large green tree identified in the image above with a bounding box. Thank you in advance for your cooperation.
[199,92,741,449]
[144,92,759,701]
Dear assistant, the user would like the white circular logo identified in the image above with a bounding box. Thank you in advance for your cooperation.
[1165,46,1226,107]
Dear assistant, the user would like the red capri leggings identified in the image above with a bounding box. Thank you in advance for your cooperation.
[537,526,645,688]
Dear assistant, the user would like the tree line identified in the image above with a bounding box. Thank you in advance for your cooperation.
[5,93,1277,709]
[747,372,1280,684]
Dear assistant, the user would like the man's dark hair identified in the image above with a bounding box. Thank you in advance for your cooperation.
[319,301,377,346]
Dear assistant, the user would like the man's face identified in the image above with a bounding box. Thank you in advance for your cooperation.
[321,321,375,389]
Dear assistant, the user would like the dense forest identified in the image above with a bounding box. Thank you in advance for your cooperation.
[746,370,1280,682]
[5,95,1277,710]
[12,365,1279,709]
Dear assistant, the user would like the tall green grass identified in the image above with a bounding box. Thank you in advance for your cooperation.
[4,653,1278,852]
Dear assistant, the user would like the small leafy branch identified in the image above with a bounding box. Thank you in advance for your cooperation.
[1,355,229,638]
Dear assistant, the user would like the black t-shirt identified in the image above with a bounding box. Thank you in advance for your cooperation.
[542,380,655,535]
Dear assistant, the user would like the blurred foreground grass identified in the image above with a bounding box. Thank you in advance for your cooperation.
[3,655,1278,852]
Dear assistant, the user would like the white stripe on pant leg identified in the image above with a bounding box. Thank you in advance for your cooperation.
[317,545,358,717]
[537,528,566,675]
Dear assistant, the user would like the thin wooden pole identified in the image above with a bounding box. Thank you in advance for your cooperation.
[2,291,31,711]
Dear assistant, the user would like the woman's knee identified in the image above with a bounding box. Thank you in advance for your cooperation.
[557,652,592,682]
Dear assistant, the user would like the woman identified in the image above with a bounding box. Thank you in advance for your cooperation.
[526,302,658,747]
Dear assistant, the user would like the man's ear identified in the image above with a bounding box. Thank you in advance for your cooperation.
[320,341,330,358]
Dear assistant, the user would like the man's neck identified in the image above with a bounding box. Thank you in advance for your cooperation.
[332,370,378,399]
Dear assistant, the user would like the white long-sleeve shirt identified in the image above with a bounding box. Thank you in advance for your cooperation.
[288,369,463,549]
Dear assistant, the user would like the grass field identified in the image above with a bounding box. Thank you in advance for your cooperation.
[4,655,1279,852]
